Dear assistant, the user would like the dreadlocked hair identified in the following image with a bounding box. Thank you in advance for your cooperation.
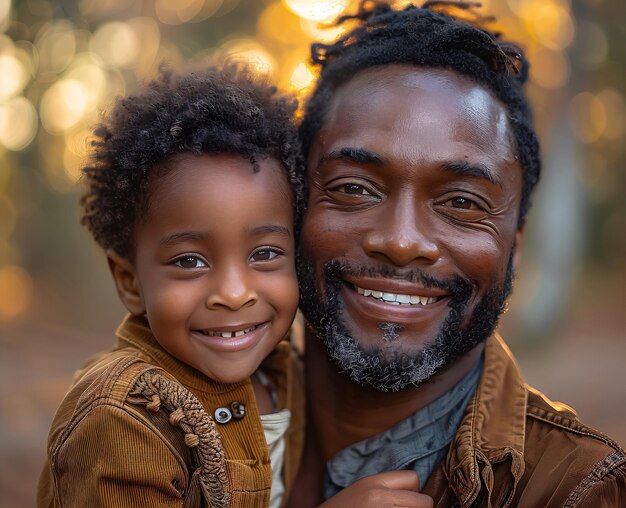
[81,64,305,258]
[300,0,541,224]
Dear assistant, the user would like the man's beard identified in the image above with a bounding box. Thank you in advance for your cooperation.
[298,252,514,393]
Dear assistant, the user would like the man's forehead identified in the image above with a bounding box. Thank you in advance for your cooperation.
[314,65,516,164]
[327,65,506,124]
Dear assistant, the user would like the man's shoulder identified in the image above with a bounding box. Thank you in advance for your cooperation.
[519,385,626,507]
[524,384,623,453]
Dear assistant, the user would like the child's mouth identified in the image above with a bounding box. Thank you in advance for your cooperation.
[195,325,258,339]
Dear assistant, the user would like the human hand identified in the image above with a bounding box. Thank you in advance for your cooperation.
[319,471,434,508]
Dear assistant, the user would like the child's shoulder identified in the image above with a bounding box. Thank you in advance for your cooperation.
[48,347,163,445]
[40,347,231,507]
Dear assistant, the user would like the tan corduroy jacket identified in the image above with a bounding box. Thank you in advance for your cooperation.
[37,315,304,508]
[422,335,626,507]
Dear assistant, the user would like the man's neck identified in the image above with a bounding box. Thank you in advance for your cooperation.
[305,329,485,463]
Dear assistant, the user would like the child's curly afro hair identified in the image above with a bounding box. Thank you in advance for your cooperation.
[81,65,304,259]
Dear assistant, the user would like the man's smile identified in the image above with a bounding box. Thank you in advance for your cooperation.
[354,284,443,305]
[340,279,451,326]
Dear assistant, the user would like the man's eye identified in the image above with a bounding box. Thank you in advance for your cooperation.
[445,197,479,210]
[341,183,371,195]
[173,256,207,269]
[251,248,280,262]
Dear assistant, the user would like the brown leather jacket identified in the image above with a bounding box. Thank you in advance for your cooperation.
[422,335,626,507]
[38,315,305,508]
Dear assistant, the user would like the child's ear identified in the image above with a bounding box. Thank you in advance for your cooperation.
[107,250,145,316]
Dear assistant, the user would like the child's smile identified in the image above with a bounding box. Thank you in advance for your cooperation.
[123,153,298,384]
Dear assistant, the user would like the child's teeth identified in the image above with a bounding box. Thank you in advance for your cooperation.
[204,325,257,338]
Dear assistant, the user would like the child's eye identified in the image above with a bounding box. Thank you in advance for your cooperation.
[250,248,281,262]
[173,256,207,269]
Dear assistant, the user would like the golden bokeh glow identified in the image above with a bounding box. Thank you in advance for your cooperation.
[0,97,38,151]
[155,0,220,25]
[520,0,574,50]
[65,55,109,112]
[35,21,77,75]
[221,38,277,77]
[258,2,305,46]
[63,129,90,183]
[0,0,10,31]
[596,89,625,141]
[528,47,569,90]
[0,265,33,319]
[0,54,28,102]
[40,79,88,134]
[289,62,316,92]
[300,18,348,43]
[568,92,607,144]
[127,17,161,78]
[90,22,139,68]
[283,0,350,23]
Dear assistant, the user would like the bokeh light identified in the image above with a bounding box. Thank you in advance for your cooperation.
[283,0,350,23]
[289,61,316,92]
[0,0,10,32]
[35,21,77,75]
[568,92,607,144]
[258,2,305,47]
[221,38,277,77]
[520,0,574,50]
[39,79,89,134]
[90,22,140,68]
[0,54,28,101]
[0,97,38,151]
[155,0,224,25]
[0,264,33,319]
[528,46,570,90]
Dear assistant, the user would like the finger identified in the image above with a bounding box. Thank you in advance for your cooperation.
[364,470,421,491]
[391,491,434,508]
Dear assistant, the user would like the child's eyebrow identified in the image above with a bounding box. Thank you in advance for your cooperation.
[159,231,208,246]
[248,225,292,238]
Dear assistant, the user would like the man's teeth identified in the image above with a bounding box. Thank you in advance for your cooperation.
[202,326,256,338]
[356,286,438,305]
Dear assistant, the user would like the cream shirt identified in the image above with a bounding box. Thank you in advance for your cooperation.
[261,408,292,508]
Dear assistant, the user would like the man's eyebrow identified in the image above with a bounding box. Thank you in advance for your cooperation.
[159,231,208,246]
[248,224,292,238]
[316,147,383,169]
[442,161,501,187]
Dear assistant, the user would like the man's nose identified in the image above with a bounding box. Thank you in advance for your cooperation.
[361,198,440,267]
[205,264,258,311]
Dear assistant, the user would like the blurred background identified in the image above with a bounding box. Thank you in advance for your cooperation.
[0,0,624,505]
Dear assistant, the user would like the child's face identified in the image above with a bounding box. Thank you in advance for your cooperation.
[121,153,298,384]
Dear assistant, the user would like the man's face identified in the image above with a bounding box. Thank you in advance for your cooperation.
[299,65,524,391]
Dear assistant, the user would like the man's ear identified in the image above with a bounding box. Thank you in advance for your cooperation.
[513,225,525,270]
[107,250,145,316]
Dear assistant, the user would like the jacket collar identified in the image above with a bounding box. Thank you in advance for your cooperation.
[445,334,527,507]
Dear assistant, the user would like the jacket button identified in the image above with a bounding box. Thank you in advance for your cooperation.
[230,401,246,419]
[214,407,232,424]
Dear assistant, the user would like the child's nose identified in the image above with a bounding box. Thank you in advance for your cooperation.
[204,265,258,311]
